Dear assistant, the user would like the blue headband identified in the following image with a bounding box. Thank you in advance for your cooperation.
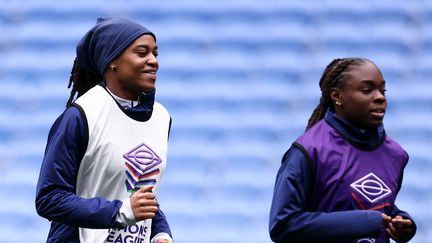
[76,17,155,79]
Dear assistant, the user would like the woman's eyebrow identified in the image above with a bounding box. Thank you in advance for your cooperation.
[134,44,158,50]
[360,80,386,85]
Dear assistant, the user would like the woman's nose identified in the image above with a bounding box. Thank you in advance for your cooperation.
[374,90,386,103]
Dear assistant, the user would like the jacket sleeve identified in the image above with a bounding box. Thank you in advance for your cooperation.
[35,105,123,229]
[390,154,416,242]
[150,116,173,240]
[150,207,172,239]
[269,145,384,242]
[391,204,417,242]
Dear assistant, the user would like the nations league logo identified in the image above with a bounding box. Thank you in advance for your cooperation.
[350,172,392,203]
[123,143,162,192]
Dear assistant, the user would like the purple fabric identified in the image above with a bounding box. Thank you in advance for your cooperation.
[296,119,408,243]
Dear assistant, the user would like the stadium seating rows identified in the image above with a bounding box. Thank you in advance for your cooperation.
[0,1,431,242]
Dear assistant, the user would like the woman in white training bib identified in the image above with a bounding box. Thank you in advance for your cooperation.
[36,17,173,243]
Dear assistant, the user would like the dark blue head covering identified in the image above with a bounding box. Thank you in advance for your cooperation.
[76,17,155,79]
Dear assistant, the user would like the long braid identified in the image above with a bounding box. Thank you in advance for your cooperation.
[306,57,366,130]
[306,58,344,129]
[66,57,100,107]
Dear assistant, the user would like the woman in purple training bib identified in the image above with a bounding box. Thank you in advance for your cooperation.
[269,57,416,243]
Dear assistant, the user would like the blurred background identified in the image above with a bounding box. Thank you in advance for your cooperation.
[0,0,431,242]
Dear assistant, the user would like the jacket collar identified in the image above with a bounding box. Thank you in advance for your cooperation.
[324,109,385,150]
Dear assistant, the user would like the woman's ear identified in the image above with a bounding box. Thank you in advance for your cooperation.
[109,63,117,71]
[330,87,342,107]
[108,59,118,71]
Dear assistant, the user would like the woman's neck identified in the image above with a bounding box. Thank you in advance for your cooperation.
[106,87,139,108]
[325,109,385,149]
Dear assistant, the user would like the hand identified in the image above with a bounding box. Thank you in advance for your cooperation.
[386,215,415,242]
[156,239,172,243]
[130,186,158,221]
[381,213,391,224]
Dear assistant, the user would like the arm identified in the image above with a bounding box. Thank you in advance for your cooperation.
[150,117,173,243]
[386,202,416,242]
[117,116,173,242]
[151,207,172,238]
[269,145,384,242]
[391,204,415,225]
[150,207,173,243]
[385,156,416,243]
[35,106,123,228]
[115,186,172,242]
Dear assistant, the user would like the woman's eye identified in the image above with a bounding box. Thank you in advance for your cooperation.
[362,88,372,94]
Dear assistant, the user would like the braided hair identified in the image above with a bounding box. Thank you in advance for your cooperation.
[306,57,369,130]
[66,57,101,107]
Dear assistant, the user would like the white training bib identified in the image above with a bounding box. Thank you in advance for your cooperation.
[74,86,170,243]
